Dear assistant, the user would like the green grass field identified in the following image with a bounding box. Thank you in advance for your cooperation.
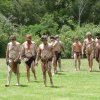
[0,59,100,100]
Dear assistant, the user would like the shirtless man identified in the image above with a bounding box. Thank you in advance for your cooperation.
[72,37,82,71]
[36,35,53,87]
[5,35,21,86]
[83,32,95,72]
[21,34,37,82]
[95,35,100,69]
[52,35,64,73]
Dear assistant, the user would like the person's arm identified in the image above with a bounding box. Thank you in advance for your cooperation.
[14,43,21,62]
[6,44,9,64]
[79,42,82,54]
[95,44,97,59]
[61,42,65,52]
[71,44,74,58]
[82,40,86,55]
[93,40,96,58]
[35,47,41,65]
[34,43,38,56]
[80,43,83,58]
[21,44,25,60]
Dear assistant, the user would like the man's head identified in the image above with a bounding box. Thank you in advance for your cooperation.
[74,37,79,43]
[26,34,32,42]
[41,35,48,45]
[55,35,59,41]
[97,37,100,39]
[50,36,55,41]
[10,35,16,41]
[86,32,92,39]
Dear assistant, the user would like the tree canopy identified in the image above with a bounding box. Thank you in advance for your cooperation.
[0,0,100,58]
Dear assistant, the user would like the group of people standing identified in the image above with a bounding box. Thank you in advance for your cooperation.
[72,32,100,72]
[5,34,64,87]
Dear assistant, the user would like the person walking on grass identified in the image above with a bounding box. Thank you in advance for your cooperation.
[5,35,21,87]
[82,32,95,72]
[21,34,37,82]
[95,34,100,69]
[72,37,82,71]
[52,35,64,74]
[36,35,54,87]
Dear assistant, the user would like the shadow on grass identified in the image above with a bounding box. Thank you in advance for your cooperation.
[5,84,28,87]
[47,85,63,88]
[56,72,66,75]
[80,69,87,71]
[91,70,100,72]
[13,84,28,87]
[28,80,43,83]
[59,71,65,72]
[33,80,43,83]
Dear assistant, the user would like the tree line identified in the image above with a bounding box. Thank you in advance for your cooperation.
[0,0,100,58]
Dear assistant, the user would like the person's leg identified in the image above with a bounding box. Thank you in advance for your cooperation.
[78,55,81,71]
[74,53,77,71]
[48,61,53,86]
[98,55,100,69]
[99,55,100,69]
[41,62,47,86]
[6,65,12,86]
[31,61,37,80]
[53,56,57,74]
[16,65,20,85]
[90,53,94,72]
[58,58,61,71]
[95,49,100,69]
[87,54,91,71]
[26,65,30,82]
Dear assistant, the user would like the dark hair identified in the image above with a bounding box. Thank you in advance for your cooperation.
[50,36,55,39]
[41,35,48,41]
[97,36,100,39]
[10,35,16,40]
[74,37,79,41]
[26,34,32,40]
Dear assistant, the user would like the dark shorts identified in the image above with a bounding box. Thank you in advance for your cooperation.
[41,58,52,63]
[54,51,61,61]
[41,58,52,71]
[25,56,36,68]
[74,52,81,58]
[8,61,19,74]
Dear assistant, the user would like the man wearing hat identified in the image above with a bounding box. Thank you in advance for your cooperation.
[5,35,21,86]
[82,32,95,72]
[21,34,37,82]
[36,35,54,87]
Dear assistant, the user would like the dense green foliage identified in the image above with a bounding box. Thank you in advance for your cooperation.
[0,0,100,58]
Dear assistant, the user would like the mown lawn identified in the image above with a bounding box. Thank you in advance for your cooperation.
[0,59,100,100]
